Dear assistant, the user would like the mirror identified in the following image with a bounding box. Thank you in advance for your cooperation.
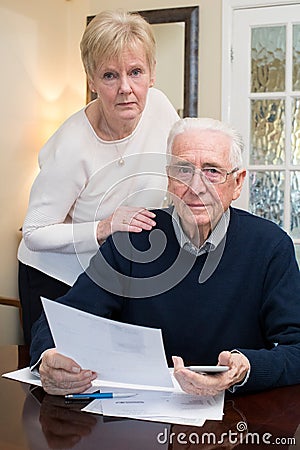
[86,6,199,117]
[151,22,185,117]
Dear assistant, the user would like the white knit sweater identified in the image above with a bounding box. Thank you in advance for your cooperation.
[18,88,178,285]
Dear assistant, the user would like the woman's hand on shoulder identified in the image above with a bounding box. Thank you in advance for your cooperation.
[96,206,156,244]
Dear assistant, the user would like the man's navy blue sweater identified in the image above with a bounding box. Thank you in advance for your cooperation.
[31,207,300,393]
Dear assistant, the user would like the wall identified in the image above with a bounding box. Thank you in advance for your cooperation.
[0,0,89,343]
[0,0,222,342]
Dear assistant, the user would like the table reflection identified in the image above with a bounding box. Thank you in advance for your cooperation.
[22,387,252,450]
[22,386,168,450]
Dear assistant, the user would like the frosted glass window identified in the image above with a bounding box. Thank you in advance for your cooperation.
[293,24,300,91]
[249,171,284,226]
[250,99,285,164]
[291,171,300,238]
[231,6,300,266]
[291,98,300,165]
[251,26,286,93]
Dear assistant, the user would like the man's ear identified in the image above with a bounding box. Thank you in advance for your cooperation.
[232,169,246,201]
[166,176,171,192]
[166,167,173,195]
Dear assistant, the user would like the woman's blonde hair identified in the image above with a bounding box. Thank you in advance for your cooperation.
[80,10,156,80]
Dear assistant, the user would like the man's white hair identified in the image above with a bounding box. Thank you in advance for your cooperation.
[167,117,244,168]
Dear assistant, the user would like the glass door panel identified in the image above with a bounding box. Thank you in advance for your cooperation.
[250,99,285,164]
[251,26,286,93]
[230,4,300,264]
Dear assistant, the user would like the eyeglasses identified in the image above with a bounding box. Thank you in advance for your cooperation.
[167,164,239,185]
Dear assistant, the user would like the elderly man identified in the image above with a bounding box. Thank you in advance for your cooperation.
[30,118,300,396]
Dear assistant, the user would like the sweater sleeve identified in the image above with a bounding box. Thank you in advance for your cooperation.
[22,134,99,255]
[236,234,300,393]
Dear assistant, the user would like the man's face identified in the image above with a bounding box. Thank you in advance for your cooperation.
[167,129,246,242]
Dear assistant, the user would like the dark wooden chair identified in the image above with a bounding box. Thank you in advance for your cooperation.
[0,296,22,324]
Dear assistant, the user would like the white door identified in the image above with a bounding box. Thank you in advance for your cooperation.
[223,2,300,263]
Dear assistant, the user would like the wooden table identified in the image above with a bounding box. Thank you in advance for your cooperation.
[0,345,299,449]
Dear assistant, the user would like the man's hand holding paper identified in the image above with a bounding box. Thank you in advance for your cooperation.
[39,297,174,395]
[40,349,97,395]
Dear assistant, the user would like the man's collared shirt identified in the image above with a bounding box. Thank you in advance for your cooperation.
[172,207,230,256]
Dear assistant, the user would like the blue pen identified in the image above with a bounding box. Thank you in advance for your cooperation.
[65,392,136,400]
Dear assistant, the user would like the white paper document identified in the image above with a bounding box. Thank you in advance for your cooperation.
[83,386,224,427]
[2,367,42,386]
[2,367,99,395]
[41,297,173,389]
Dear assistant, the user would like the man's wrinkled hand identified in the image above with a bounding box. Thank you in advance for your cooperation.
[39,349,97,396]
[172,351,250,396]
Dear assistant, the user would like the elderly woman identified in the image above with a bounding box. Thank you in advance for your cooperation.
[18,10,178,344]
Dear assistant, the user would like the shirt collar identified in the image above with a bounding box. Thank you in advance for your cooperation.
[172,207,230,256]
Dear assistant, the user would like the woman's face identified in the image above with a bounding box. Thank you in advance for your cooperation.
[89,45,155,126]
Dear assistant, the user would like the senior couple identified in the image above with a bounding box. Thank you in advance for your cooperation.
[30,116,300,397]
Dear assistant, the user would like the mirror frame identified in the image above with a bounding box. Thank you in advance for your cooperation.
[136,7,199,117]
[86,6,199,117]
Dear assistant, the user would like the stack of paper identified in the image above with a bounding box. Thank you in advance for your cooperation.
[83,385,224,426]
